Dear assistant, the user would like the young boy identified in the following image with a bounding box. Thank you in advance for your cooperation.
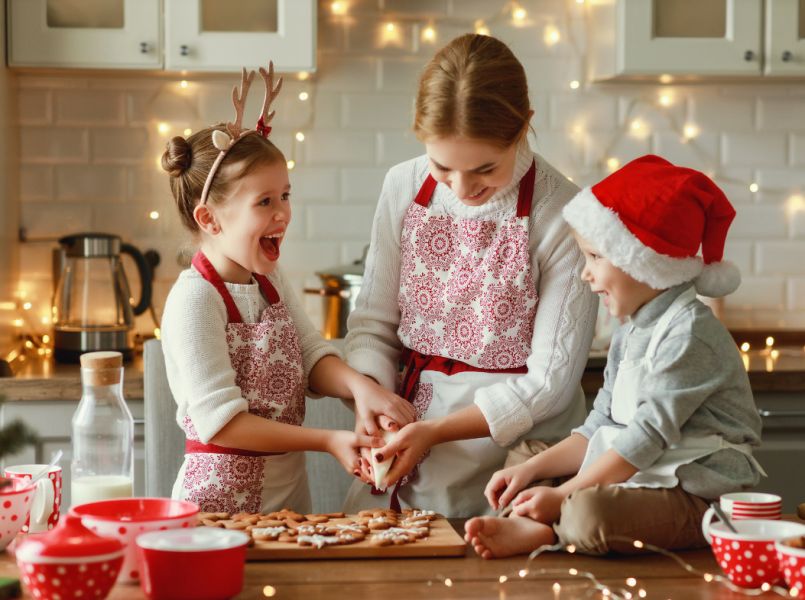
[465,155,765,557]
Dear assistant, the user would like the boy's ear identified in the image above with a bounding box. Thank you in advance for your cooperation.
[193,204,219,235]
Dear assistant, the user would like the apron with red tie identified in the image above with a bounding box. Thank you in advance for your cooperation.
[172,251,311,514]
[344,159,582,516]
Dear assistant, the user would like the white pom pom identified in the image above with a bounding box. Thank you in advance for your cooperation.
[694,260,741,297]
[212,130,231,151]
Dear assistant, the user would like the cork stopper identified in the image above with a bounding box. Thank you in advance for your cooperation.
[80,351,123,386]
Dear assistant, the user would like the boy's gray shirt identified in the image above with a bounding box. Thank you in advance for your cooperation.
[574,282,763,499]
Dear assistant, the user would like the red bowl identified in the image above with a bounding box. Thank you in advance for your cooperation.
[776,536,805,597]
[136,528,249,600]
[70,498,199,583]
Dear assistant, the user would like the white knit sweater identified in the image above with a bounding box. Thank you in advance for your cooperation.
[345,145,598,447]
[161,264,339,444]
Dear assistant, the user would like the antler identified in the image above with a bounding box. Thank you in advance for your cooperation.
[256,60,283,136]
[227,67,256,137]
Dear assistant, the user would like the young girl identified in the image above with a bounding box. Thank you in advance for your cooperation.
[160,62,414,514]
[343,34,598,517]
[466,155,765,557]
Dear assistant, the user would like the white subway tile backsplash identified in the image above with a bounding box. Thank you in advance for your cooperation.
[341,167,388,204]
[91,128,149,164]
[377,130,423,166]
[792,134,805,166]
[724,241,753,274]
[19,166,54,201]
[757,97,805,131]
[21,127,89,164]
[304,130,376,165]
[652,131,720,170]
[548,92,618,130]
[730,204,787,240]
[289,166,340,202]
[722,132,787,167]
[316,56,379,91]
[20,202,92,238]
[788,278,805,310]
[56,165,126,202]
[379,58,426,92]
[18,89,51,125]
[55,90,124,126]
[690,94,755,131]
[726,277,786,310]
[342,93,414,129]
[756,242,805,276]
[792,211,805,239]
[307,205,374,241]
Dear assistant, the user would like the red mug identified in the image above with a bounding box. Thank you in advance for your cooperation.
[4,465,62,533]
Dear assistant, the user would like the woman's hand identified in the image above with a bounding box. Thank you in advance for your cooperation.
[484,463,538,511]
[355,415,398,485]
[326,430,382,477]
[374,420,438,489]
[350,376,415,436]
[509,486,566,525]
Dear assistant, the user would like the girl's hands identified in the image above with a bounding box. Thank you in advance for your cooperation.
[350,377,415,436]
[355,415,397,485]
[509,485,566,525]
[326,430,383,477]
[373,420,437,490]
[484,463,537,511]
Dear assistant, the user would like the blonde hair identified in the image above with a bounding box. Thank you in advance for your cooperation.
[414,34,531,148]
[161,127,285,232]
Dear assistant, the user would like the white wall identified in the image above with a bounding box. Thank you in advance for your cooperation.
[11,0,805,334]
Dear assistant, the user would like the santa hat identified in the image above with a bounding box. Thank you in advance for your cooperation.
[562,154,740,298]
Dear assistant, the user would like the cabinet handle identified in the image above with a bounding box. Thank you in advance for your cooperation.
[743,50,755,62]
[782,50,793,62]
[140,42,149,54]
[758,409,805,418]
[132,418,146,425]
[180,45,190,57]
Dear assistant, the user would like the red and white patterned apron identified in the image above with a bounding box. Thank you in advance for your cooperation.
[345,160,548,517]
[171,251,311,514]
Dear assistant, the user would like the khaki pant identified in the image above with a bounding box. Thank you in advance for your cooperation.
[503,440,709,555]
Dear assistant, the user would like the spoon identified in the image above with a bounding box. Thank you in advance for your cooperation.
[710,501,738,533]
[28,449,63,488]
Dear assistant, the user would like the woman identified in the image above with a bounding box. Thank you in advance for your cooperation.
[344,34,598,517]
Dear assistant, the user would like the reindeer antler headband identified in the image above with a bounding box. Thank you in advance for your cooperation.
[199,60,283,205]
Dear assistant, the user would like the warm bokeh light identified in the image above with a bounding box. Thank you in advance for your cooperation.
[298,92,309,101]
[297,71,310,81]
[287,160,296,170]
[683,123,699,140]
[749,182,759,193]
[157,122,170,135]
[658,92,673,107]
[179,80,189,89]
[475,20,490,36]
[512,6,527,24]
[149,211,160,220]
[606,157,620,171]
[295,132,305,142]
[740,342,750,352]
[421,25,436,43]
[330,1,347,16]
[659,74,673,84]
[183,128,192,136]
[569,80,580,89]
[544,25,560,46]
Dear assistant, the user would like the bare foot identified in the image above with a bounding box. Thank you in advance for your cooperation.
[464,515,556,559]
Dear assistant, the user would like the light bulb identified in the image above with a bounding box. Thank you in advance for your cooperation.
[295,132,305,142]
[606,157,620,171]
[157,122,170,135]
[179,80,189,89]
[544,25,560,46]
[298,92,309,101]
[475,20,490,36]
[683,123,699,140]
[297,71,310,81]
[658,93,673,107]
[286,160,296,170]
[183,128,192,136]
[749,182,759,193]
[512,6,527,23]
[422,26,436,42]
[569,80,580,90]
[740,342,750,352]
[330,1,347,16]
[385,22,395,33]
[659,74,673,84]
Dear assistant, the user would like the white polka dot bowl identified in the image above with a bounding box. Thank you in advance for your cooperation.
[0,478,36,550]
[136,527,249,600]
[702,517,805,589]
[70,498,199,584]
[776,535,805,597]
[15,513,124,600]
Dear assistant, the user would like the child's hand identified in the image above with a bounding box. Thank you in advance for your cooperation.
[484,464,534,511]
[509,486,565,525]
[326,430,383,477]
[351,377,415,436]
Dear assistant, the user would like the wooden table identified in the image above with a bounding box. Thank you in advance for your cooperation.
[0,519,794,599]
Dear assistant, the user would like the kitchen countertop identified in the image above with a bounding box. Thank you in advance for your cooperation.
[2,345,804,402]
[1,517,801,599]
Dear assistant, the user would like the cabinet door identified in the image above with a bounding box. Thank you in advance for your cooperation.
[765,0,805,75]
[7,0,161,69]
[618,0,762,76]
[165,0,315,73]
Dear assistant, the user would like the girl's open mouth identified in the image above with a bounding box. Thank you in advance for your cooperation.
[260,234,282,261]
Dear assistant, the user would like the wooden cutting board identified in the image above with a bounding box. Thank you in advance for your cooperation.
[245,516,467,560]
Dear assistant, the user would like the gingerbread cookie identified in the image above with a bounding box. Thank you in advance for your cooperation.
[297,534,342,549]
[252,526,289,542]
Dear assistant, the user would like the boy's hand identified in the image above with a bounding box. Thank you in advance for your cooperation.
[351,377,415,436]
[326,430,383,477]
[484,463,535,510]
[509,486,565,525]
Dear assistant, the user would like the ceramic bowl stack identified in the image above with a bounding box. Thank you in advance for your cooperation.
[70,498,199,583]
[15,513,124,600]
[776,535,805,597]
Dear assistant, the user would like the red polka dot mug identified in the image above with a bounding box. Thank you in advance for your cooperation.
[3,464,62,533]
[702,516,805,589]
[0,479,36,551]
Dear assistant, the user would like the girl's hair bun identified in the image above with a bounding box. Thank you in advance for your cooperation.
[161,136,193,177]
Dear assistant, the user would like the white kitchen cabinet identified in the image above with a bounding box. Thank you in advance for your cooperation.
[589,0,805,80]
[7,0,162,69]
[6,0,316,72]
[0,400,145,510]
[165,0,316,72]
[764,0,805,75]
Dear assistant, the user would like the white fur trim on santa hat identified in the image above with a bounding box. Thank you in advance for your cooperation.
[563,186,703,290]
[694,260,741,297]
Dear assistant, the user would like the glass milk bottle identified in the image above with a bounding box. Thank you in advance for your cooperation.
[71,351,134,507]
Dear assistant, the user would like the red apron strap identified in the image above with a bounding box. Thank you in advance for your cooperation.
[516,159,537,218]
[253,273,280,305]
[191,251,243,323]
[413,174,438,207]
[185,439,284,458]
